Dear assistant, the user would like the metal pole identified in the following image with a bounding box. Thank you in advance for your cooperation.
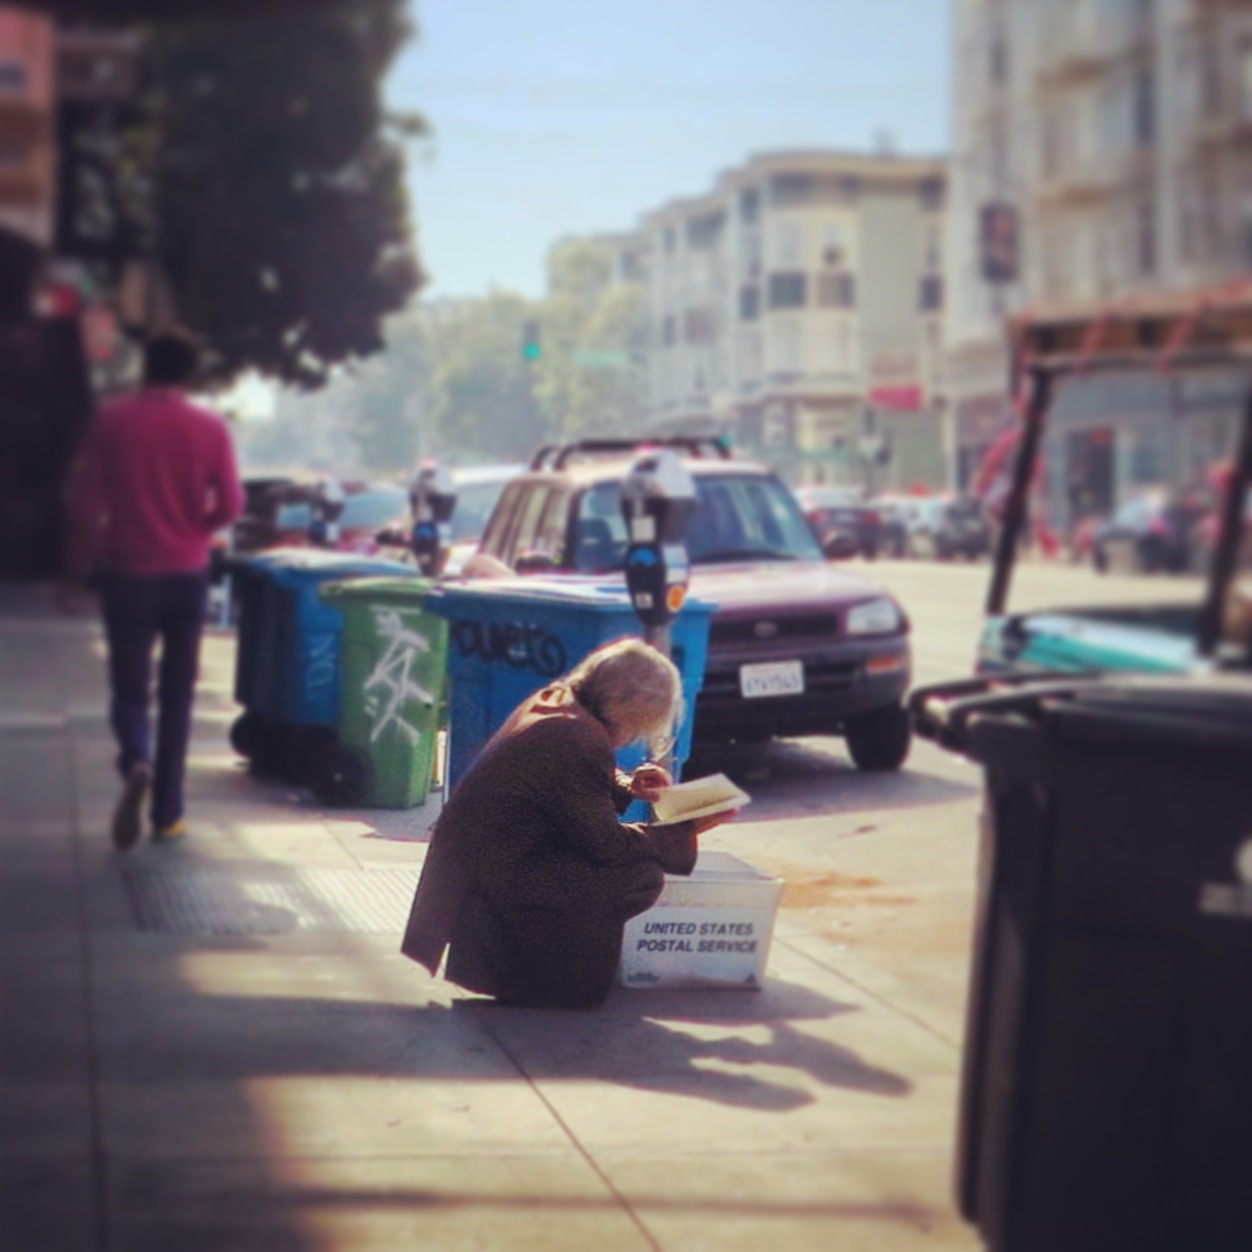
[985,365,1053,617]
[1196,380,1252,657]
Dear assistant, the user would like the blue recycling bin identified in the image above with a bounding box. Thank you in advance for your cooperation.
[423,579,714,799]
[230,548,305,721]
[228,548,415,774]
[267,550,417,730]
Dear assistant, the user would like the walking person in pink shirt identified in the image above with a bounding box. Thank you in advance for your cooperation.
[64,336,244,850]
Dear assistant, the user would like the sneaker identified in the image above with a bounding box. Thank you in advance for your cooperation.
[153,819,188,843]
[112,762,153,852]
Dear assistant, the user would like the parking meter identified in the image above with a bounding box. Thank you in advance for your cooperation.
[620,449,697,633]
[409,462,457,576]
[309,478,346,548]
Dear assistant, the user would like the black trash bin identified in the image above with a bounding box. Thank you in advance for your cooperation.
[911,674,1252,1252]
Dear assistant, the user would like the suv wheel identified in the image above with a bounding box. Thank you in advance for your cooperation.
[845,703,911,772]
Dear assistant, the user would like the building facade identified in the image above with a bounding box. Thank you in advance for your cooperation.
[556,151,949,491]
[947,0,1252,528]
[636,150,948,490]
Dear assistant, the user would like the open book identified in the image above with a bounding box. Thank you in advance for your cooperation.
[651,773,750,825]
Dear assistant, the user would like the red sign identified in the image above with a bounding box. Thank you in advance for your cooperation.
[868,385,924,411]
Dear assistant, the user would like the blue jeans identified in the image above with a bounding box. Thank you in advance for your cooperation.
[100,572,208,830]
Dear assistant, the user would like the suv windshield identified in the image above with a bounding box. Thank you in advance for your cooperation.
[574,473,822,572]
[451,480,513,542]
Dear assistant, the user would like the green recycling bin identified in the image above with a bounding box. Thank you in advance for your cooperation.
[315,577,449,808]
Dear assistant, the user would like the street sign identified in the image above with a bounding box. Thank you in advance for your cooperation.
[572,349,632,368]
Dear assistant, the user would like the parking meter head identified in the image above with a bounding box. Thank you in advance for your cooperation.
[409,462,458,524]
[409,462,458,575]
[621,449,697,543]
[621,450,697,627]
[310,477,347,546]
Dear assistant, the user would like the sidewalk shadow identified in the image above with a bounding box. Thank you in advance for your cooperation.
[467,978,912,1113]
[105,852,912,1116]
[91,977,910,1118]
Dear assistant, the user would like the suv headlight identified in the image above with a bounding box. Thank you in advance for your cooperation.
[846,597,901,635]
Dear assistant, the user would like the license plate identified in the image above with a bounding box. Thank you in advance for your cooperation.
[740,660,805,698]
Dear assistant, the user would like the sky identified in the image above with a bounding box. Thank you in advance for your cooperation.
[386,0,951,300]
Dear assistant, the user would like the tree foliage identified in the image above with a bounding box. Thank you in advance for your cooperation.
[351,307,426,470]
[425,293,547,462]
[349,294,548,470]
[64,1,424,387]
[340,246,646,470]
[158,1,423,386]
[533,240,644,439]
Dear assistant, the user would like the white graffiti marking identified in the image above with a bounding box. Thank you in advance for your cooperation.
[363,610,435,745]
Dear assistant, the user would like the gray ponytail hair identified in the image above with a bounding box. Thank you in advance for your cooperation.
[566,636,683,755]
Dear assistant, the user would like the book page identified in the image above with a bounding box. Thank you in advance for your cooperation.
[651,773,750,824]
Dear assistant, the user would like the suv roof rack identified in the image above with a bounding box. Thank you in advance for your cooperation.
[528,436,733,472]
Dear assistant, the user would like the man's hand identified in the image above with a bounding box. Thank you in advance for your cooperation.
[628,762,673,803]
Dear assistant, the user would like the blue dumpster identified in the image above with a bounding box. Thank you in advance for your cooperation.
[228,549,312,768]
[228,549,414,775]
[268,551,416,728]
[229,548,304,720]
[423,579,714,799]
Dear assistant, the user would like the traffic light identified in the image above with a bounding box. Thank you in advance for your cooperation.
[979,202,1019,284]
[521,319,541,361]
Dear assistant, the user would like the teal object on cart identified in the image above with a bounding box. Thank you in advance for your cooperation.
[423,579,714,800]
[976,609,1199,678]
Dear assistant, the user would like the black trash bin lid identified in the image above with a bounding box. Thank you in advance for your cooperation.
[1051,675,1252,757]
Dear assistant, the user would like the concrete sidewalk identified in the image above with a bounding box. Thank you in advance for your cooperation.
[0,592,979,1252]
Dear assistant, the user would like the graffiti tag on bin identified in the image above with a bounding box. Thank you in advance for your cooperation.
[451,620,567,677]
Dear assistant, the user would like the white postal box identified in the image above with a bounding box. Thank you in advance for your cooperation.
[620,850,784,990]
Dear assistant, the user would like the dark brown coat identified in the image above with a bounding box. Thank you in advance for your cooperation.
[401,682,696,1008]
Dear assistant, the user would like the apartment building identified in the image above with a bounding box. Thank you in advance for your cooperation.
[637,150,948,490]
[559,152,947,489]
[947,0,1252,526]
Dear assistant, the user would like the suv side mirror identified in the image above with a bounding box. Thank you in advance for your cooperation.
[515,550,556,575]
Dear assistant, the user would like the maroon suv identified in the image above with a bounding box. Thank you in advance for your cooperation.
[462,440,913,770]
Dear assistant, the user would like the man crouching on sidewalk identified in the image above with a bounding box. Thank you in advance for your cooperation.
[63,334,244,850]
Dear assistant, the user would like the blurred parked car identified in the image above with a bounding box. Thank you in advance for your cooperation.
[906,495,991,560]
[1090,495,1201,574]
[464,438,914,770]
[793,485,881,559]
[230,478,408,557]
[444,464,526,575]
[871,494,924,558]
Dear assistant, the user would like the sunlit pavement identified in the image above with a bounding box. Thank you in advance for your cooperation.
[3,562,1196,1249]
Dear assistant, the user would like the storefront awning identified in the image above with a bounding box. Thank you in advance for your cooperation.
[1011,279,1252,376]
